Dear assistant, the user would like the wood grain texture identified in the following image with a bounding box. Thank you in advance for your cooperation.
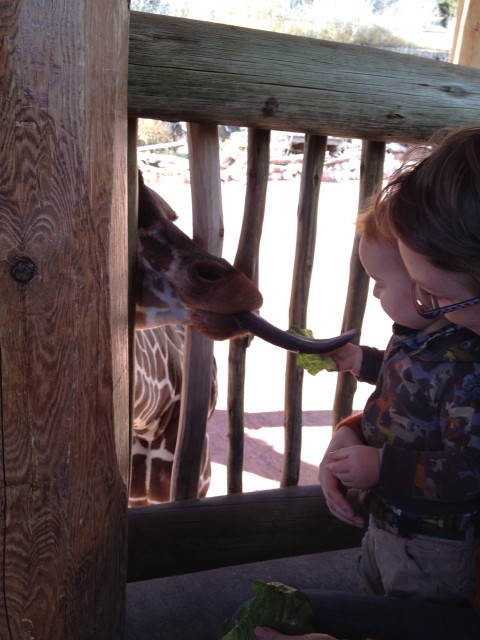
[127,484,363,582]
[0,1,129,637]
[128,12,480,144]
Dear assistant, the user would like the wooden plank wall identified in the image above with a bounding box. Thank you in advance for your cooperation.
[0,1,129,637]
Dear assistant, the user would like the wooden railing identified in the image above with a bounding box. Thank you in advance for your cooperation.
[128,13,480,141]
[126,11,480,580]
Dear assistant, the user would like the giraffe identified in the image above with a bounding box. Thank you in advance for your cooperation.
[130,171,357,506]
[130,174,230,506]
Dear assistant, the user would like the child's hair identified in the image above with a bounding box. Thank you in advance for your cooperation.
[356,199,395,244]
[373,126,480,292]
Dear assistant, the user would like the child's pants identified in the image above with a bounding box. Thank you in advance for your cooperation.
[359,515,478,605]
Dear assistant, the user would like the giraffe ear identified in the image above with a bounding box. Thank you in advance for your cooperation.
[138,171,178,228]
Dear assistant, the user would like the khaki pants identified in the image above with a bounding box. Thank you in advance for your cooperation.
[359,516,478,605]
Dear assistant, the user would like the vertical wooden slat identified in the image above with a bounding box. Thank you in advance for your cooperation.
[128,118,139,485]
[170,123,223,501]
[450,0,480,66]
[282,134,328,487]
[450,0,466,63]
[0,1,129,637]
[332,140,386,426]
[227,128,270,493]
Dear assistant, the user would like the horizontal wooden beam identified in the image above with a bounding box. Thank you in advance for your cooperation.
[127,485,363,582]
[128,12,480,144]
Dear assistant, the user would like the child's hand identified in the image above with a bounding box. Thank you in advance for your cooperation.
[318,425,366,527]
[327,343,363,376]
[326,445,381,490]
[318,462,365,528]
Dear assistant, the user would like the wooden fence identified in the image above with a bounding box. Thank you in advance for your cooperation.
[3,5,480,636]
[126,11,480,581]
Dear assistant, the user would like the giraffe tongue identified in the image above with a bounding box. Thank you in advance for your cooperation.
[235,311,358,354]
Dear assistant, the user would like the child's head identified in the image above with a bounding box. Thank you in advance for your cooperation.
[373,126,480,335]
[357,208,433,330]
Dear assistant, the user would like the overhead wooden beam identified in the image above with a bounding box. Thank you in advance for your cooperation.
[127,485,363,582]
[128,11,480,144]
[0,1,129,637]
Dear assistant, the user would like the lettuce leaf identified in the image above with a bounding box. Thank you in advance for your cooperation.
[219,581,315,639]
[288,326,337,375]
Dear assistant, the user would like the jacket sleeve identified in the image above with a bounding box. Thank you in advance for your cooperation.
[332,345,384,438]
[357,346,384,384]
[334,412,364,438]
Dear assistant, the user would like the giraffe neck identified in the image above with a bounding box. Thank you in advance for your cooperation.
[133,326,184,438]
[130,326,215,506]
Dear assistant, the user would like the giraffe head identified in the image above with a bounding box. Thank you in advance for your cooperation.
[136,172,262,340]
[136,172,357,351]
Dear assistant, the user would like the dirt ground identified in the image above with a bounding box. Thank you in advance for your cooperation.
[151,177,393,496]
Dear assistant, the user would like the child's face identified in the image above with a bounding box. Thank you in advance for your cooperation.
[359,235,434,330]
[399,241,480,336]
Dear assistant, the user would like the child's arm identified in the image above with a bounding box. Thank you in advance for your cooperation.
[328,344,385,383]
[318,423,366,527]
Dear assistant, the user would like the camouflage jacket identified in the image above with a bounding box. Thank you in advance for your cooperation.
[361,323,480,518]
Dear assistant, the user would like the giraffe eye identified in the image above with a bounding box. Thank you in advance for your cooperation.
[189,261,227,283]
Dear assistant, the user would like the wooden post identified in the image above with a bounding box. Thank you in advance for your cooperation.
[0,1,129,638]
[228,128,270,493]
[451,0,480,65]
[282,134,327,487]
[170,123,223,500]
[332,141,386,426]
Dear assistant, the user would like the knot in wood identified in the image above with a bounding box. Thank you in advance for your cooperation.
[441,84,467,97]
[262,97,279,117]
[10,257,37,283]
[385,112,405,120]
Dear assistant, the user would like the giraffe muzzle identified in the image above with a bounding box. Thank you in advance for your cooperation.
[235,311,358,354]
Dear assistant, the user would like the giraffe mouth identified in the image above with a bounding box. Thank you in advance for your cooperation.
[235,311,358,354]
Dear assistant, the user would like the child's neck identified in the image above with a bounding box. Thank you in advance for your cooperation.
[418,316,451,336]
